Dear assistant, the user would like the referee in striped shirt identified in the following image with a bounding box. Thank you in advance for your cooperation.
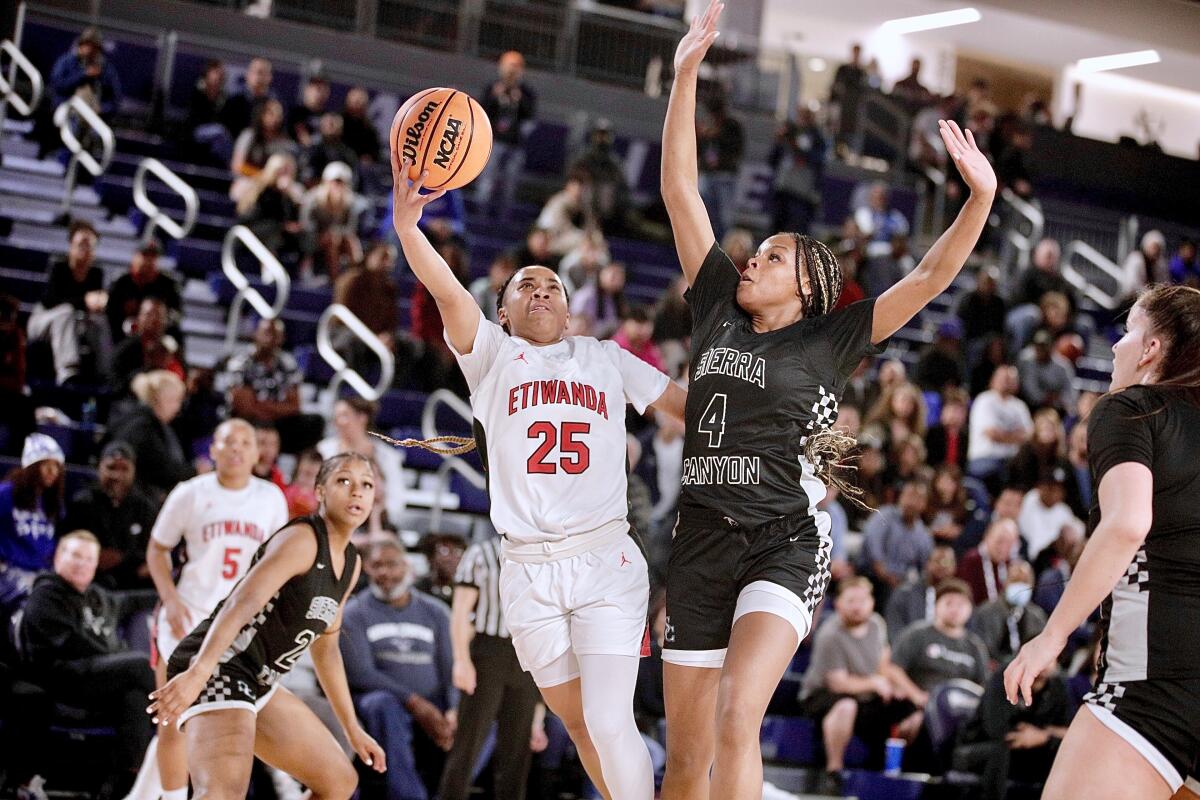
[438,535,543,800]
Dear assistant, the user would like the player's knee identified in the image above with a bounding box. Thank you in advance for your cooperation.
[824,698,858,729]
[321,756,359,800]
[665,738,712,777]
[581,703,633,743]
[713,698,760,749]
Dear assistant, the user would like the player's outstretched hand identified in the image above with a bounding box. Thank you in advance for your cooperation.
[938,119,997,198]
[1003,628,1066,706]
[674,0,723,75]
[350,726,387,773]
[391,157,447,234]
[147,667,207,727]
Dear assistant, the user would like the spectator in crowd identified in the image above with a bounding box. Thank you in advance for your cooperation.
[439,535,542,800]
[108,297,185,392]
[854,183,910,259]
[955,266,1007,367]
[19,531,156,798]
[925,465,970,547]
[1017,467,1084,566]
[769,104,826,235]
[969,335,1008,398]
[863,381,927,455]
[185,59,234,166]
[416,532,467,608]
[105,241,181,344]
[891,58,933,113]
[235,152,304,259]
[652,275,691,374]
[570,119,631,235]
[333,241,401,375]
[0,434,65,603]
[821,485,855,585]
[62,441,158,591]
[250,422,287,491]
[612,306,664,371]
[477,50,537,217]
[469,254,518,325]
[830,43,866,149]
[967,365,1032,489]
[925,388,970,471]
[341,536,458,800]
[1018,330,1076,413]
[891,579,989,698]
[1118,229,1169,306]
[0,294,34,454]
[1064,421,1091,518]
[799,578,921,794]
[341,86,382,163]
[696,92,744,240]
[221,57,275,139]
[536,175,594,257]
[508,227,560,273]
[861,479,933,604]
[993,122,1034,199]
[300,160,367,280]
[286,74,330,147]
[957,518,1019,606]
[885,545,958,643]
[317,397,406,523]
[915,318,966,394]
[1033,291,1077,347]
[953,664,1072,800]
[411,242,471,392]
[217,317,324,454]
[302,112,360,187]
[230,97,295,182]
[1006,408,1067,492]
[26,221,111,386]
[283,448,323,518]
[107,370,193,498]
[570,261,628,339]
[1169,238,1198,286]
[49,27,122,119]
[969,560,1046,664]
[882,434,930,501]
[721,227,755,272]
[643,410,684,532]
[861,232,915,299]
[558,230,610,294]
[1005,238,1077,352]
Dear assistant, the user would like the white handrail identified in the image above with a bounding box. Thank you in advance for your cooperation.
[1000,187,1045,272]
[1061,239,1123,310]
[53,95,115,176]
[0,39,43,116]
[316,303,394,404]
[421,389,487,529]
[134,157,199,243]
[221,225,291,348]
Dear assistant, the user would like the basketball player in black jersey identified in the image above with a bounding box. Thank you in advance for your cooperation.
[1006,285,1200,800]
[147,453,386,800]
[659,3,996,796]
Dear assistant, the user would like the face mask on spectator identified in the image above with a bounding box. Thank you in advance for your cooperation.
[1005,582,1032,607]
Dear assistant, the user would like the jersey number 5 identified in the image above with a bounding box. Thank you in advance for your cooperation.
[222,547,242,580]
[699,393,728,448]
[527,422,591,474]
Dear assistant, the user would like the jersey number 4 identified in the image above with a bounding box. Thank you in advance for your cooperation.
[699,393,728,448]
[527,422,591,474]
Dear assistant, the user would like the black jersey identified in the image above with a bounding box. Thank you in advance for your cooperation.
[170,515,359,688]
[678,244,883,529]
[1088,386,1200,682]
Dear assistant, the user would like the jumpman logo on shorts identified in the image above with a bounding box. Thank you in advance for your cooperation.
[513,352,530,364]
[619,551,631,567]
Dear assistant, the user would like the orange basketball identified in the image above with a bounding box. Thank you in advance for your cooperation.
[390,88,493,192]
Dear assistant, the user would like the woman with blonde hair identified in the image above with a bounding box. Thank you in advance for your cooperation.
[236,152,303,257]
[109,369,193,497]
[1008,407,1068,491]
[863,380,929,452]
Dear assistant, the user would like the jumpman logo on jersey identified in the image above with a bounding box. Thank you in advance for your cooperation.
[513,352,530,365]
[619,551,631,567]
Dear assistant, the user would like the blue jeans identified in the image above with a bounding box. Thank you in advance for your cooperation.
[474,140,525,218]
[698,171,738,240]
[356,690,435,800]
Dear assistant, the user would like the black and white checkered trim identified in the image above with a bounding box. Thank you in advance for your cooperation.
[799,386,839,449]
[1084,681,1127,712]
[800,530,833,614]
[1125,549,1150,592]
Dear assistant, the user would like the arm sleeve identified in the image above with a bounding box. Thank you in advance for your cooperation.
[817,299,886,378]
[454,543,483,588]
[606,343,671,414]
[1087,391,1155,486]
[683,243,740,326]
[443,308,507,393]
[338,605,422,700]
[50,55,87,98]
[150,481,193,548]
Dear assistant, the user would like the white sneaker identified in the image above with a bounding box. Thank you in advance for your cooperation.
[269,767,304,800]
[17,775,49,800]
[761,780,801,800]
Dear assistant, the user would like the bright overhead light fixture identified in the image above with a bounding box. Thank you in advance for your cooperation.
[1075,49,1161,73]
[881,7,981,34]
[808,57,827,72]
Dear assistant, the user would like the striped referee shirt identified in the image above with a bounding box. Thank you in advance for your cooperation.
[454,536,508,638]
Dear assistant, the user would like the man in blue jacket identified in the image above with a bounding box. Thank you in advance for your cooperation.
[341,535,457,800]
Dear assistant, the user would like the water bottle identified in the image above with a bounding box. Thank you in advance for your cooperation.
[81,397,97,427]
[884,726,906,777]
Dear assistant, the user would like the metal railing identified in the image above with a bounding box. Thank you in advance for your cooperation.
[133,157,200,245]
[421,389,486,530]
[1061,239,1123,310]
[221,224,292,348]
[998,187,1045,273]
[54,95,115,218]
[0,39,42,123]
[854,91,911,173]
[316,303,395,406]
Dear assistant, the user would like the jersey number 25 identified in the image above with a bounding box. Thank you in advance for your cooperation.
[527,422,591,474]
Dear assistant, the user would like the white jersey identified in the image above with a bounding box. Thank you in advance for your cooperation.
[448,312,669,545]
[151,472,289,613]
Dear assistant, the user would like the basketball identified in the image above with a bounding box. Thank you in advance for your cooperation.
[390,87,492,191]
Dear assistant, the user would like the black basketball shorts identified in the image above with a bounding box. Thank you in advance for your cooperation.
[662,508,832,669]
[1084,677,1200,791]
[167,652,280,728]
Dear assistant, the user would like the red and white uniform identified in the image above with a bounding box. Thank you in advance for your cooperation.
[448,312,668,681]
[151,473,288,660]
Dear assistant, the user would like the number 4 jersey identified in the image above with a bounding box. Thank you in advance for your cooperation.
[448,310,670,545]
[151,472,289,617]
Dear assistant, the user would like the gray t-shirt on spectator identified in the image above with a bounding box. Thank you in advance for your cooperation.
[891,621,989,690]
[800,612,888,700]
[862,506,933,581]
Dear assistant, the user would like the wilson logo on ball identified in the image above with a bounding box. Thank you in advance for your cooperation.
[391,87,493,191]
[401,100,441,163]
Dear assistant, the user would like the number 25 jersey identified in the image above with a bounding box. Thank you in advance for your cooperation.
[448,310,669,545]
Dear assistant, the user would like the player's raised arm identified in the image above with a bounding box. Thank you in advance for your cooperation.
[662,0,723,283]
[391,157,482,355]
[871,120,996,343]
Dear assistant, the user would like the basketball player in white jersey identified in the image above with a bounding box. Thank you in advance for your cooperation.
[124,418,288,800]
[393,157,686,799]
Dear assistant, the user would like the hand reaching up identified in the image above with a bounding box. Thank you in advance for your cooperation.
[674,0,724,75]
[939,119,997,198]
